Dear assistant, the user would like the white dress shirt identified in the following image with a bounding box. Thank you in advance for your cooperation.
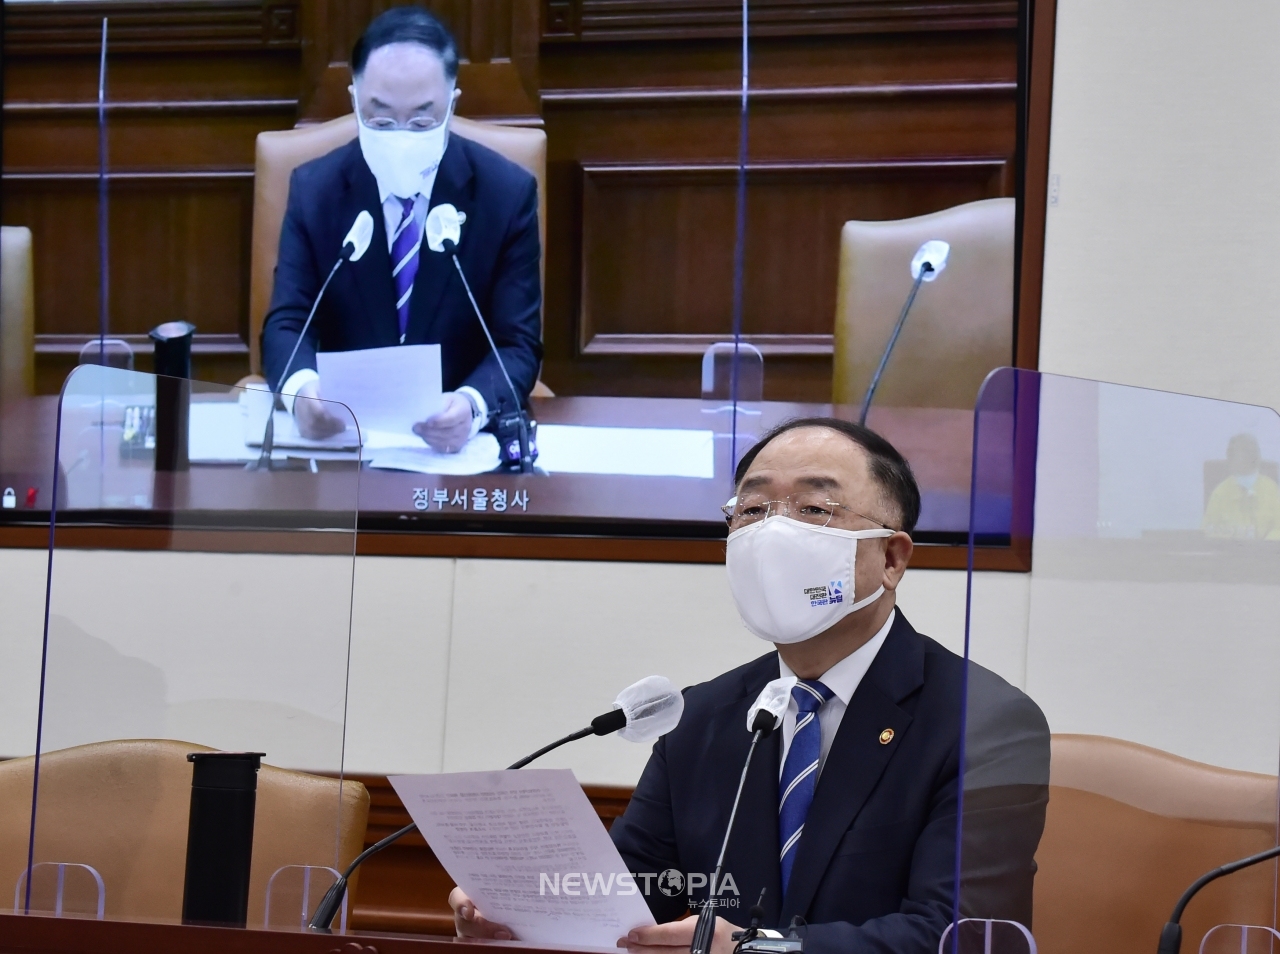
[282,166,486,436]
[777,608,895,779]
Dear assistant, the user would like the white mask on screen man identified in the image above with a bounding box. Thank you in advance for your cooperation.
[355,94,453,200]
[726,516,893,644]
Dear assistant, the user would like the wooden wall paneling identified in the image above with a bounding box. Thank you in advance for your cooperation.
[298,0,541,123]
[2,0,301,55]
[3,2,302,390]
[578,158,1008,351]
[1014,0,1056,368]
[539,27,1018,402]
[1,174,255,391]
[542,0,1019,42]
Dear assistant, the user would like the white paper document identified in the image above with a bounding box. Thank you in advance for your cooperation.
[367,433,500,475]
[536,425,715,479]
[188,400,359,462]
[317,344,443,434]
[239,386,361,451]
[186,397,501,472]
[390,770,655,949]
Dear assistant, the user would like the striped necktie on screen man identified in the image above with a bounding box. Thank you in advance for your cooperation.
[778,678,833,895]
[391,197,421,343]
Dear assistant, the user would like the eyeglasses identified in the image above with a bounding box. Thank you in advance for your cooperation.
[351,86,454,133]
[357,111,449,133]
[722,492,895,531]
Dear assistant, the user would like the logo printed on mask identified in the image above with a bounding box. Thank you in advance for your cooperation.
[803,580,843,607]
[726,517,893,643]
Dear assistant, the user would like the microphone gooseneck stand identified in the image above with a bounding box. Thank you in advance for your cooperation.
[857,262,933,427]
[307,708,629,932]
[689,710,777,954]
[441,237,534,474]
[1156,843,1280,954]
[250,249,351,471]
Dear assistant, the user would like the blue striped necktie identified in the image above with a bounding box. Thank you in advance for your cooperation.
[778,678,833,896]
[390,196,422,342]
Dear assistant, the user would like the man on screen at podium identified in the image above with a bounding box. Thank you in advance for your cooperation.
[450,419,1049,954]
[261,7,542,452]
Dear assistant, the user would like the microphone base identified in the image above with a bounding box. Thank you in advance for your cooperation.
[1157,921,1182,954]
[496,410,539,474]
[244,456,311,473]
[306,875,349,933]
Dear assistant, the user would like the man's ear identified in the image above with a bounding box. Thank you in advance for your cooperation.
[881,532,913,592]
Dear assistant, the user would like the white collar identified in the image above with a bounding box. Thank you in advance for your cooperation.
[378,183,424,206]
[777,608,895,705]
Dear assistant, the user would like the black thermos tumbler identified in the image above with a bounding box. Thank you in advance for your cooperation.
[181,752,265,927]
[149,321,195,473]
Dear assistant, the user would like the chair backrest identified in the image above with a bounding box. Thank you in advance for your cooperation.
[1032,734,1278,954]
[833,197,1014,410]
[248,114,548,374]
[0,226,36,401]
[0,739,369,922]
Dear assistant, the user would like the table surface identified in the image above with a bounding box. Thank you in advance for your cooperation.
[0,910,612,954]
[0,393,999,565]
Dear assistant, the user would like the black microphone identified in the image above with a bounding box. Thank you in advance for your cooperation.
[857,240,950,427]
[307,676,684,932]
[1156,844,1280,954]
[249,210,374,471]
[427,204,535,474]
[689,680,791,954]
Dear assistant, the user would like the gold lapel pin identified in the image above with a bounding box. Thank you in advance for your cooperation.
[879,728,895,745]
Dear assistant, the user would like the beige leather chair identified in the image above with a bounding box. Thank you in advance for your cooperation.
[248,114,551,394]
[0,739,369,923]
[1032,735,1278,954]
[0,226,36,402]
[833,197,1014,410]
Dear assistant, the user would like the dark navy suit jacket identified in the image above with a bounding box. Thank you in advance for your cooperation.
[262,134,543,416]
[610,611,1049,954]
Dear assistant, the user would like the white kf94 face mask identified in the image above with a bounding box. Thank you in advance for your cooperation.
[726,516,894,644]
[355,94,453,200]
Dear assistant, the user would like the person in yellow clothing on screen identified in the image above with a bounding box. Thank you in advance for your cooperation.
[1203,433,1280,540]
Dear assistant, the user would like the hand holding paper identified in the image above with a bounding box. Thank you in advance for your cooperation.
[414,391,474,453]
[294,379,347,440]
[316,344,443,434]
[391,770,655,949]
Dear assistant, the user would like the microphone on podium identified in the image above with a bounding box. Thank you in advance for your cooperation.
[307,675,685,932]
[688,678,792,954]
[426,203,537,474]
[250,210,374,470]
[857,239,950,427]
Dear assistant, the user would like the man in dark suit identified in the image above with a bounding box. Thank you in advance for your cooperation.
[262,7,541,452]
[450,418,1048,954]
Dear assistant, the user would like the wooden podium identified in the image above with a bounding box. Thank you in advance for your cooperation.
[0,911,595,954]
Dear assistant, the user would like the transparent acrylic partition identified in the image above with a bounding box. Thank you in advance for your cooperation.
[709,341,765,482]
[21,364,361,930]
[958,368,1280,954]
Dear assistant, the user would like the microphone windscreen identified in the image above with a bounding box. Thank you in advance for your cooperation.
[613,675,684,743]
[426,203,462,253]
[343,210,375,262]
[911,240,950,282]
[746,676,796,734]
